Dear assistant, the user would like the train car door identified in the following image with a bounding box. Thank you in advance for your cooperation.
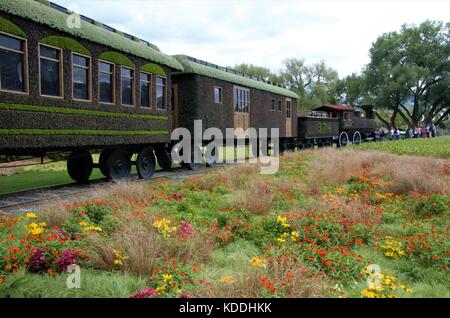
[233,86,250,136]
[285,99,292,137]
[171,84,179,129]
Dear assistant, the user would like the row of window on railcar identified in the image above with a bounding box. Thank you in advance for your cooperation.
[0,32,166,110]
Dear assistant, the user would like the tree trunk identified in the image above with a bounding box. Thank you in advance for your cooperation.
[375,112,391,128]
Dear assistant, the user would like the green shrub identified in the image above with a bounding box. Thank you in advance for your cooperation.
[414,194,449,217]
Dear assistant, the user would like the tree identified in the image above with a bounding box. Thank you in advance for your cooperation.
[280,58,339,110]
[364,20,450,128]
[331,73,365,106]
[232,63,282,84]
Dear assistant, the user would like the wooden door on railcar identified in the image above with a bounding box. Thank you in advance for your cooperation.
[285,99,293,137]
[233,86,250,137]
[171,84,179,129]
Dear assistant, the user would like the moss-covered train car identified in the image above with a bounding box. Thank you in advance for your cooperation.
[0,0,183,181]
[172,55,299,153]
[297,112,339,147]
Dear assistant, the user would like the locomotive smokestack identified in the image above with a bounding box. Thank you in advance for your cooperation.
[362,105,375,119]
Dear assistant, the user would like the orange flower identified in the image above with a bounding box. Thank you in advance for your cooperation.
[5,265,12,270]
[8,234,14,240]
[0,277,4,284]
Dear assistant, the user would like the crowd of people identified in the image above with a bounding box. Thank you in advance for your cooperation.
[377,124,438,141]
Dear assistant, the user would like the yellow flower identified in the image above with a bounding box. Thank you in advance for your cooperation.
[249,257,265,267]
[291,231,299,241]
[361,289,377,298]
[162,274,173,282]
[219,275,235,283]
[83,224,102,232]
[79,221,88,227]
[156,285,166,295]
[25,222,46,235]
[276,215,290,228]
[400,285,412,293]
[26,213,37,219]
[153,218,177,236]
[114,259,123,265]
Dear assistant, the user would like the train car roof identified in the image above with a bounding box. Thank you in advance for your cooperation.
[313,105,355,112]
[174,55,299,99]
[0,0,184,71]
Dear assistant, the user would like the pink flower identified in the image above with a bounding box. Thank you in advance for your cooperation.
[130,287,157,298]
[178,221,195,238]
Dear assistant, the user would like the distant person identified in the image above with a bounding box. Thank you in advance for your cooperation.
[390,128,395,140]
[421,126,427,138]
[431,124,436,138]
[414,127,419,138]
[408,128,414,138]
[426,125,431,138]
[380,129,386,141]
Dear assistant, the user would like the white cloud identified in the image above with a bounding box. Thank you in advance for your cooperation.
[56,0,449,76]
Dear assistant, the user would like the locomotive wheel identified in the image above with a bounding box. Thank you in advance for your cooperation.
[67,150,93,183]
[137,147,156,179]
[353,131,362,145]
[99,149,112,177]
[338,132,349,148]
[155,145,172,171]
[106,149,131,181]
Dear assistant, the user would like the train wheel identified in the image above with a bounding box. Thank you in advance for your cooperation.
[99,149,112,177]
[338,132,349,148]
[181,145,202,170]
[67,150,93,183]
[205,143,220,168]
[106,149,131,181]
[137,147,156,179]
[353,131,362,145]
[155,145,172,171]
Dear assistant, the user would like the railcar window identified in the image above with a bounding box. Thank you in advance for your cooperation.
[0,33,26,93]
[271,99,275,111]
[278,100,282,112]
[121,66,134,106]
[140,72,151,107]
[156,76,166,110]
[72,54,90,101]
[39,45,62,97]
[99,61,114,103]
[233,87,250,113]
[214,86,222,103]
[286,100,292,118]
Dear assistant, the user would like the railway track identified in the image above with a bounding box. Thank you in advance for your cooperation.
[0,167,211,215]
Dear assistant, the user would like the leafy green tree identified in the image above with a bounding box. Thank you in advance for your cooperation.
[364,20,450,128]
[280,58,339,110]
[232,63,282,84]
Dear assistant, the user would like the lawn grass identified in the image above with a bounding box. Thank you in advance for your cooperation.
[348,137,450,158]
[0,147,250,195]
[0,170,105,195]
[0,147,448,298]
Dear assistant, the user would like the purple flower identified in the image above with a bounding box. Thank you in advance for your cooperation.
[27,248,48,273]
[57,249,79,271]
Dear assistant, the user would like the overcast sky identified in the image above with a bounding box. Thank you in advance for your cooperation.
[55,0,450,77]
